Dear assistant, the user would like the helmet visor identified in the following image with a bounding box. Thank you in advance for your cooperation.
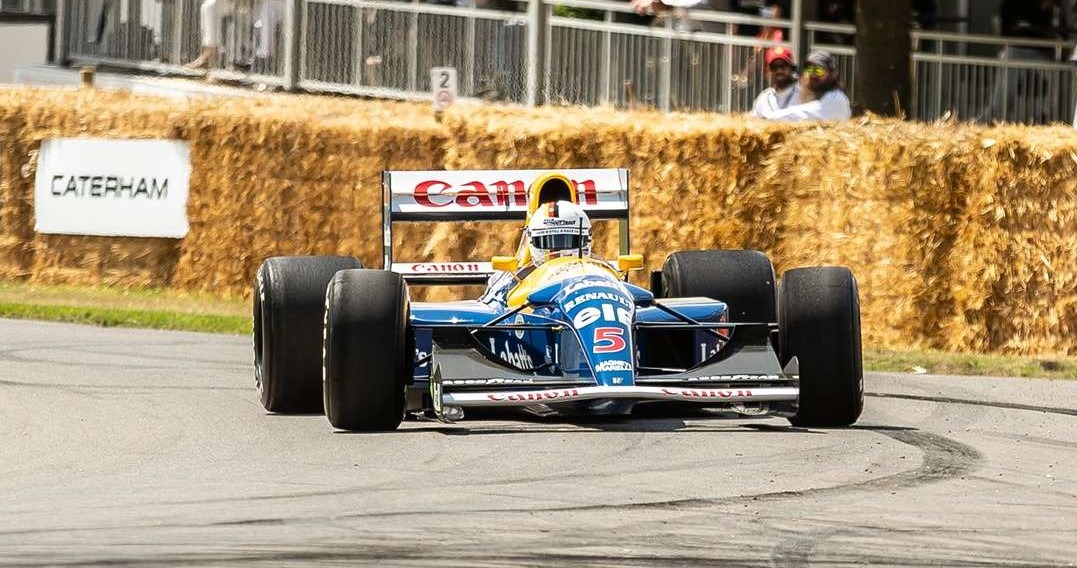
[531,233,584,251]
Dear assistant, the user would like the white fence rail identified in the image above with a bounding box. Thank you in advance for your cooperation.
[51,0,1077,124]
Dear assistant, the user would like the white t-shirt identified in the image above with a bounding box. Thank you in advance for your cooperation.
[759,89,852,122]
[751,84,801,118]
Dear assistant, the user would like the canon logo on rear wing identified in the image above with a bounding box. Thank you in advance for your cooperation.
[385,169,629,216]
[412,179,600,209]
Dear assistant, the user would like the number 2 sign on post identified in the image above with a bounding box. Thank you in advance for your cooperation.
[431,67,458,116]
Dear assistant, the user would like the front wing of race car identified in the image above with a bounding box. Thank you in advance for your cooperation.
[422,319,800,421]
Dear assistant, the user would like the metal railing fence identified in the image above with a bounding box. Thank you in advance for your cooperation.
[52,0,1077,125]
[61,0,289,87]
[299,0,529,103]
[544,1,792,112]
[912,31,1075,124]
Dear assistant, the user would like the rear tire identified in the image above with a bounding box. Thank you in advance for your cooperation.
[253,255,363,413]
[660,250,777,323]
[780,266,863,427]
[323,269,410,432]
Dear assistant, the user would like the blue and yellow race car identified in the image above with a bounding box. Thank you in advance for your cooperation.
[253,169,863,432]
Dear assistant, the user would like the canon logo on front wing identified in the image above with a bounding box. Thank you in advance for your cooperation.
[487,389,580,402]
[661,388,753,399]
[413,179,599,208]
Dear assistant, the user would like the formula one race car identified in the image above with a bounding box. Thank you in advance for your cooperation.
[253,168,863,431]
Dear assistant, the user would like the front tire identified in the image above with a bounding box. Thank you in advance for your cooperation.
[660,250,777,323]
[253,255,363,413]
[780,266,863,427]
[323,269,410,432]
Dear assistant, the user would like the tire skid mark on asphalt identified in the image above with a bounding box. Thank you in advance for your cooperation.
[0,379,246,392]
[768,429,983,568]
[0,343,250,372]
[297,427,982,522]
[772,534,1066,568]
[0,547,770,568]
[867,392,1077,417]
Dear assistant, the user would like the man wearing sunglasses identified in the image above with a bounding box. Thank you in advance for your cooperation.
[756,50,852,122]
[751,47,801,118]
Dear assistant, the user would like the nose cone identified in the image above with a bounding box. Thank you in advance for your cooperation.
[556,276,636,387]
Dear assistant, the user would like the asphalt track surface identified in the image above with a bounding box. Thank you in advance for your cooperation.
[1,319,1075,567]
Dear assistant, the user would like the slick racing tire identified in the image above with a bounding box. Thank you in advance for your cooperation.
[254,255,363,413]
[323,269,410,432]
[780,266,864,427]
[660,250,777,323]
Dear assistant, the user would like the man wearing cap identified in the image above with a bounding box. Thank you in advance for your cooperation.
[757,50,852,121]
[751,47,801,118]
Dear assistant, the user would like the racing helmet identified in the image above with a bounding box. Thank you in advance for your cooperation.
[527,200,592,265]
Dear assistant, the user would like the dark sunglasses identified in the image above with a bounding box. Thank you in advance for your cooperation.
[803,64,828,77]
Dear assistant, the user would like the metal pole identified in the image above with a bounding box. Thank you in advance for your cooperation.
[354,5,363,86]
[172,0,185,66]
[658,16,672,112]
[932,39,943,119]
[600,11,611,106]
[54,0,69,65]
[790,0,803,64]
[720,42,731,112]
[525,0,547,106]
[465,0,476,96]
[283,0,301,90]
[408,0,418,92]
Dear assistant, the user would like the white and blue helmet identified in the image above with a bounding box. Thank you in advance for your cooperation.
[527,200,593,265]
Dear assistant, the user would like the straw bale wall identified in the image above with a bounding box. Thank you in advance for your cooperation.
[0,87,1073,355]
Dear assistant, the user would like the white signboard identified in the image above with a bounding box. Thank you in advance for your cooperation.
[34,138,191,238]
[431,67,458,112]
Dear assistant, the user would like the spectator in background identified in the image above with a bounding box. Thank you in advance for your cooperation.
[912,0,936,30]
[629,0,706,31]
[817,0,854,45]
[751,46,800,117]
[757,50,851,121]
[730,0,788,86]
[186,0,231,69]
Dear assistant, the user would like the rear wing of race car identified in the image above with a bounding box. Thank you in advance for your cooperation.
[382,168,630,285]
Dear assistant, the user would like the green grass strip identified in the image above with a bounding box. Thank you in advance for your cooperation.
[0,302,250,335]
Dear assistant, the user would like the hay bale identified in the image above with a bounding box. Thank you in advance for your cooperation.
[1,87,1075,356]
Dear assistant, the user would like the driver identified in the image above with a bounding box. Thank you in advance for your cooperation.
[526,200,593,266]
[479,200,593,305]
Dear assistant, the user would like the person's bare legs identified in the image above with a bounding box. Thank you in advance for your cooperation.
[186,0,220,70]
[186,46,216,69]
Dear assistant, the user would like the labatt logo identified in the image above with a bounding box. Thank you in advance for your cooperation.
[414,179,599,208]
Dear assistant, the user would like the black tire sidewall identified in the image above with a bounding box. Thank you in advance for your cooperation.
[323,269,409,431]
[781,266,863,427]
[253,255,363,413]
